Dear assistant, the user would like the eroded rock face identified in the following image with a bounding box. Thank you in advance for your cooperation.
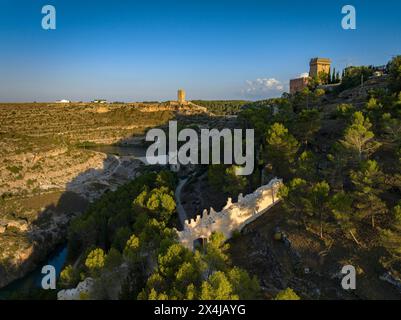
[0,210,75,288]
[0,102,173,290]
[0,154,141,289]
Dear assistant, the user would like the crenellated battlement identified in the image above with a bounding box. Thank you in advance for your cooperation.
[178,178,282,250]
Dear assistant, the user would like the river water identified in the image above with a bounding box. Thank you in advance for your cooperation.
[0,145,148,299]
[0,245,67,299]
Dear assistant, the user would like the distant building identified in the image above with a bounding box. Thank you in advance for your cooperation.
[309,57,332,78]
[92,99,107,104]
[289,57,332,94]
[177,89,186,104]
[56,99,71,103]
[290,77,309,94]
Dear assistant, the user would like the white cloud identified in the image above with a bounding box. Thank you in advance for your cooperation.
[243,78,285,97]
[299,72,309,78]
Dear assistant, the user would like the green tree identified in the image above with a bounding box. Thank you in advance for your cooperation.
[330,191,361,245]
[296,151,317,181]
[340,112,381,163]
[156,170,177,190]
[85,248,106,274]
[123,234,140,262]
[350,160,387,228]
[305,181,331,238]
[200,271,239,300]
[112,227,132,251]
[223,166,248,195]
[293,109,321,146]
[336,103,355,119]
[266,123,299,178]
[338,66,374,91]
[382,113,401,145]
[387,55,401,93]
[366,97,382,111]
[274,288,301,300]
[134,187,176,223]
[59,265,79,288]
[104,248,122,271]
[380,202,401,267]
[138,232,259,300]
[325,143,348,191]
[227,267,261,300]
[203,232,231,275]
[279,178,308,225]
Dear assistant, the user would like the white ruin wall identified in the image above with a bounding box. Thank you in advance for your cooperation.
[177,178,283,250]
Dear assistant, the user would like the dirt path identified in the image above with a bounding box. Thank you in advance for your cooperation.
[175,177,190,227]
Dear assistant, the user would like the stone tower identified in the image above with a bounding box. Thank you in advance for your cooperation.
[309,58,331,78]
[177,89,186,104]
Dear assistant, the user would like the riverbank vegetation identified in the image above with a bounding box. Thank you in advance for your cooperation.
[62,170,261,299]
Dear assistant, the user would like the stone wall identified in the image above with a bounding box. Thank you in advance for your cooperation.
[290,77,309,94]
[177,178,282,250]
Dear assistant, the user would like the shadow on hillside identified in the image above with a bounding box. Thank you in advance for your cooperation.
[0,109,243,293]
[0,112,182,291]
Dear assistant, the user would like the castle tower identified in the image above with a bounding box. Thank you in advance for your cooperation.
[309,58,331,78]
[177,89,186,104]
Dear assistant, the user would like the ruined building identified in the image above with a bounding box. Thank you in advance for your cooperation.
[177,89,186,104]
[309,57,331,78]
[289,57,332,94]
[177,178,282,250]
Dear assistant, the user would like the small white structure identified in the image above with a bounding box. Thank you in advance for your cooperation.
[92,99,107,104]
[177,178,282,250]
[57,278,94,300]
[55,99,71,103]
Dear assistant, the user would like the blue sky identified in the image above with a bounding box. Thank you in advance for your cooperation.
[1,0,400,102]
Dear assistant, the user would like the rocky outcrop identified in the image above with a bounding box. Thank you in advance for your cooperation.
[0,209,77,288]
[0,154,142,289]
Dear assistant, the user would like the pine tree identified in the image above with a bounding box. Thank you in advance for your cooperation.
[296,151,317,182]
[380,202,401,267]
[85,248,106,275]
[350,160,387,228]
[274,288,301,300]
[279,178,308,224]
[340,112,381,163]
[294,109,321,147]
[330,191,361,245]
[304,181,331,238]
[266,123,299,178]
